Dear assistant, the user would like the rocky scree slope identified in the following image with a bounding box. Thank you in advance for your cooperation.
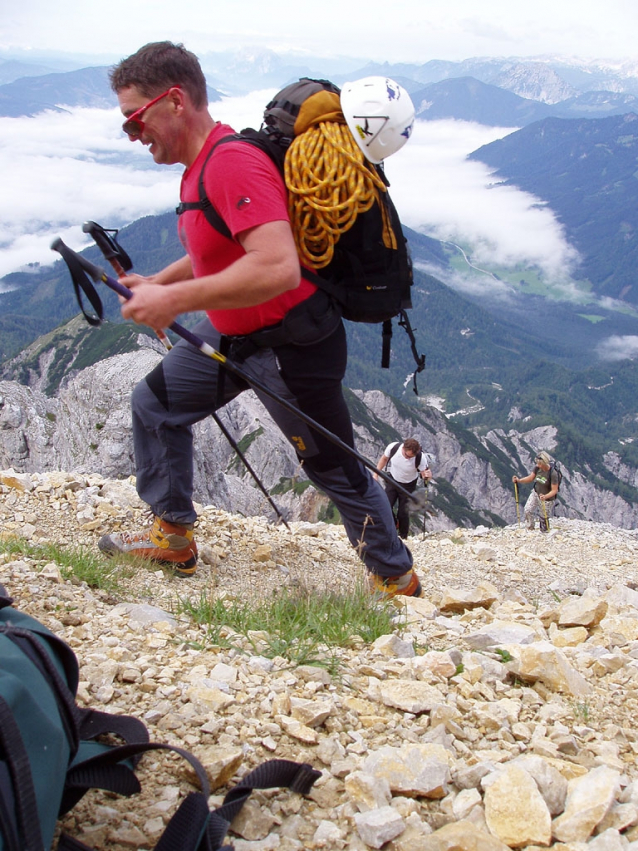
[3,469,638,850]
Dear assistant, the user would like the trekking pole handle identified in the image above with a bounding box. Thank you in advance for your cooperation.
[81,225,173,351]
[82,221,128,277]
[52,239,194,352]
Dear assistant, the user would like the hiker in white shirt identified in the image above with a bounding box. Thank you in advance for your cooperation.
[374,439,432,539]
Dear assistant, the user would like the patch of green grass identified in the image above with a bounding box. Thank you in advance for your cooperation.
[0,537,133,593]
[571,700,591,723]
[494,647,514,663]
[177,579,396,670]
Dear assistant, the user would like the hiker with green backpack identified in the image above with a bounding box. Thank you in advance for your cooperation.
[512,450,562,532]
[97,41,424,599]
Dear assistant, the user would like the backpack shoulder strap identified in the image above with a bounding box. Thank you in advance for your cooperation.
[175,131,289,242]
[175,135,241,240]
[385,443,401,468]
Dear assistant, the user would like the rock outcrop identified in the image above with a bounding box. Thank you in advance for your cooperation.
[2,345,638,530]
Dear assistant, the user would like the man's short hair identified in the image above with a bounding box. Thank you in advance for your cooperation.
[109,41,208,110]
[403,438,421,455]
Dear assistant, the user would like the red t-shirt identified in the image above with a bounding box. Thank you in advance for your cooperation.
[178,123,316,335]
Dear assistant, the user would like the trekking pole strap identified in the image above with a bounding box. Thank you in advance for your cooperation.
[52,239,104,326]
[82,221,133,275]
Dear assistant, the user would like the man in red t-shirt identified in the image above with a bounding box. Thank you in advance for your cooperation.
[99,41,421,598]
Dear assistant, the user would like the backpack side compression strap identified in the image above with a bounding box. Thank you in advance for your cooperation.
[0,696,44,851]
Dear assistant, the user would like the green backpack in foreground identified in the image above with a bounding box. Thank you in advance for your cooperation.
[0,586,320,851]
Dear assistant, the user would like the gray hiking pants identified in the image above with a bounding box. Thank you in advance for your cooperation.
[131,317,413,578]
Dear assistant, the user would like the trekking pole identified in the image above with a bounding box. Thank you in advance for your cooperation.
[514,481,520,528]
[81,222,290,530]
[422,481,428,541]
[211,410,291,529]
[51,238,418,502]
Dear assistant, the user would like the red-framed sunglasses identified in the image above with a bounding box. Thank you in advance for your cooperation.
[122,86,181,138]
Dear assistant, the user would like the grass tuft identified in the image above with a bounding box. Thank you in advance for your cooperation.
[177,577,397,670]
[0,537,134,593]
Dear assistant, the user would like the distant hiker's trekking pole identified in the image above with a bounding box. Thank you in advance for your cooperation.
[514,482,520,528]
[422,482,428,540]
[81,222,290,530]
[51,237,420,502]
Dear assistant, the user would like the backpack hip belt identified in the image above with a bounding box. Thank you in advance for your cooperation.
[224,289,341,362]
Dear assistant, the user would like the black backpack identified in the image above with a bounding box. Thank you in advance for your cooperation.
[177,78,425,391]
[0,587,320,851]
[551,461,563,492]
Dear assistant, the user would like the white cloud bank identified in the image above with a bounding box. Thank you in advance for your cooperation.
[0,97,580,297]
[384,119,580,282]
[596,336,638,362]
[0,91,275,281]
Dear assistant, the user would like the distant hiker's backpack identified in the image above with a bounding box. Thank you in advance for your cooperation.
[176,78,425,390]
[0,587,320,851]
[551,461,563,492]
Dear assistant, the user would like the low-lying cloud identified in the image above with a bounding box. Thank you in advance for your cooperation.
[385,119,580,284]
[596,335,638,362]
[1,102,579,292]
[0,90,276,281]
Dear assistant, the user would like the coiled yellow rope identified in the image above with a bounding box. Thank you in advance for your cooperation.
[284,121,397,269]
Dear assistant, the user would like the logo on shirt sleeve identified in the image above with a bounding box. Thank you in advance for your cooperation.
[236,197,251,210]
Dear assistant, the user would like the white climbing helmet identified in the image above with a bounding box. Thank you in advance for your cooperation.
[340,76,415,164]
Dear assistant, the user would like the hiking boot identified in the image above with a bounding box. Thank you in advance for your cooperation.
[368,569,423,599]
[98,516,198,576]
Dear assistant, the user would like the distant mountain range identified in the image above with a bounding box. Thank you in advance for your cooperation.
[0,66,222,118]
[351,57,638,102]
[411,77,638,126]
[2,51,638,121]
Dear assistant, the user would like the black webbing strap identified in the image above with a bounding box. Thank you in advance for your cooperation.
[398,308,426,395]
[176,139,233,239]
[58,835,94,851]
[61,740,211,814]
[153,759,321,851]
[0,696,44,851]
[381,319,392,370]
[205,760,321,850]
[54,239,104,326]
[76,707,149,753]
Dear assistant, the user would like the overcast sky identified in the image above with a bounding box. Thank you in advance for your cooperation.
[3,0,638,64]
